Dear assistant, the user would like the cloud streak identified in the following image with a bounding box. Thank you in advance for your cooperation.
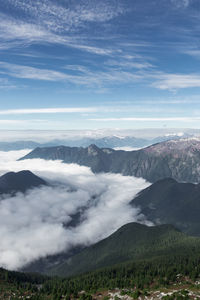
[0,120,28,125]
[0,62,69,81]
[0,61,142,85]
[0,107,97,115]
[152,73,200,90]
[89,117,200,122]
[0,150,150,270]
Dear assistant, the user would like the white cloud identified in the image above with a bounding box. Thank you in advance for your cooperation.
[114,147,143,151]
[0,120,28,125]
[0,150,150,270]
[152,73,200,90]
[171,0,191,8]
[0,149,31,162]
[183,49,200,59]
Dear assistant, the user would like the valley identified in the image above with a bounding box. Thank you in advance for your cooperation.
[1,137,200,299]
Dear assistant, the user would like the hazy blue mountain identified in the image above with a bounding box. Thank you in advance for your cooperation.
[49,222,200,277]
[0,170,47,194]
[0,137,148,151]
[0,133,193,151]
[151,133,192,144]
[20,138,200,183]
[0,141,41,151]
[76,136,148,148]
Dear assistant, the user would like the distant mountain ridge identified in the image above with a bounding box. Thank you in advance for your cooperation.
[0,137,147,151]
[49,222,200,277]
[0,170,47,195]
[20,138,200,183]
[0,132,193,151]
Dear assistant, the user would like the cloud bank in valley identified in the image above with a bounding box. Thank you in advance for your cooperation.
[0,150,151,270]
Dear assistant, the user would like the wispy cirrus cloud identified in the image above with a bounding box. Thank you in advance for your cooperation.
[152,73,200,90]
[0,78,19,90]
[182,49,200,59]
[8,0,125,33]
[171,0,192,8]
[3,60,200,92]
[105,59,153,69]
[0,62,70,81]
[0,0,126,55]
[0,16,115,56]
[0,61,142,86]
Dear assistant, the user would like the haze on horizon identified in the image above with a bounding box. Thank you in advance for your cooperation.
[0,0,200,131]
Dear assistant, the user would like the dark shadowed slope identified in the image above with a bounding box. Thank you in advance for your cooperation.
[0,170,47,194]
[131,178,200,236]
[49,222,200,277]
[20,138,200,183]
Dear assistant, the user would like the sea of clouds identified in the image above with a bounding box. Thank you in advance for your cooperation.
[0,149,151,270]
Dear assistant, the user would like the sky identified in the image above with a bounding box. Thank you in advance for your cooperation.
[1,0,200,130]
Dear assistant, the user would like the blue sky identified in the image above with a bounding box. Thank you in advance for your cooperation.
[1,0,200,130]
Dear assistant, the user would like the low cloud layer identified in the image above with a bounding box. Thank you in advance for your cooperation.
[0,150,151,270]
[114,146,143,151]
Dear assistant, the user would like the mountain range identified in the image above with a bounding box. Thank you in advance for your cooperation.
[20,138,200,183]
[0,132,192,151]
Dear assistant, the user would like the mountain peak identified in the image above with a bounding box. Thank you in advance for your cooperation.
[88,144,99,150]
[0,170,47,195]
[87,144,100,155]
[19,138,200,183]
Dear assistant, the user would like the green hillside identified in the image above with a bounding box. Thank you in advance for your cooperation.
[48,222,200,277]
[2,222,200,299]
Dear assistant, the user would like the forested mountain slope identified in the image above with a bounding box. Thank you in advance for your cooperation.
[49,222,200,277]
